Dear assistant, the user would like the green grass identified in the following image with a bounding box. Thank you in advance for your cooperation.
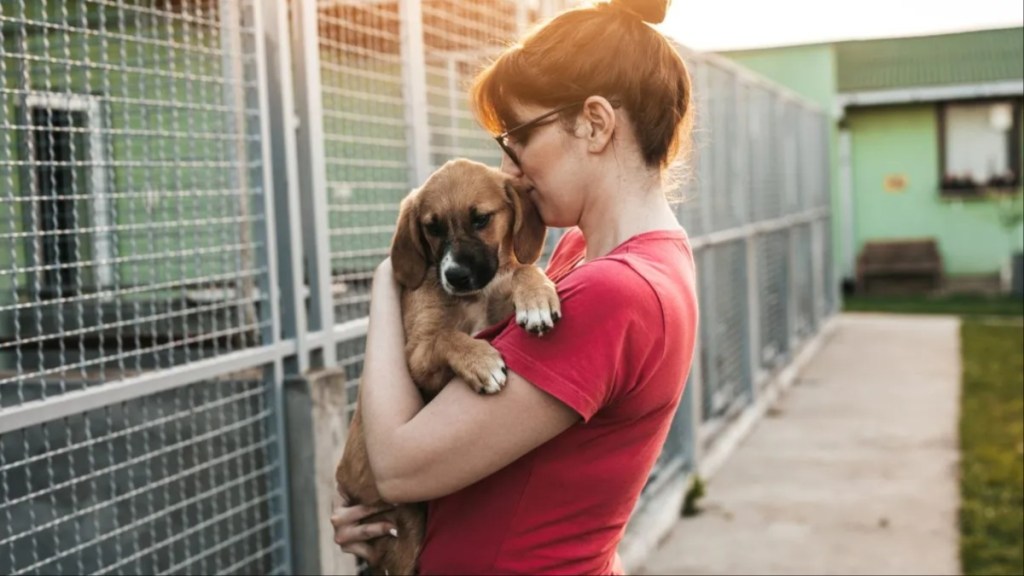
[843,294,1024,318]
[959,320,1024,576]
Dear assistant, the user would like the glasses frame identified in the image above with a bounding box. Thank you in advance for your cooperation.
[493,100,585,168]
[493,99,622,168]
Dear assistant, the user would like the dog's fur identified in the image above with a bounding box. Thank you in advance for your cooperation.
[335,159,561,575]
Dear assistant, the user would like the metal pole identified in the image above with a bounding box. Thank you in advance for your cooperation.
[220,0,259,347]
[292,0,337,366]
[262,0,310,374]
[254,0,298,570]
[399,0,431,186]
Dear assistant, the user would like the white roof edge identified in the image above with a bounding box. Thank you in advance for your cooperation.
[837,80,1024,110]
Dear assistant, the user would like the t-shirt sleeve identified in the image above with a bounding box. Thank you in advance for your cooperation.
[489,259,661,421]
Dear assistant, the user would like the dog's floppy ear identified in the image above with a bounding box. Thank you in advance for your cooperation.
[504,179,547,264]
[390,189,430,289]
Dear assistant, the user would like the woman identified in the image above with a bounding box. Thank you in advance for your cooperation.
[332,0,698,572]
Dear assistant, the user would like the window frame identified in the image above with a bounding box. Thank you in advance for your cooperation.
[20,92,113,295]
[937,97,1022,198]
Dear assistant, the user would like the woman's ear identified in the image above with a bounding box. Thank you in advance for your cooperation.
[581,96,617,153]
[504,179,547,264]
[390,189,429,289]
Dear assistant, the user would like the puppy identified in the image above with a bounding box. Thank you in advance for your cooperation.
[335,158,561,575]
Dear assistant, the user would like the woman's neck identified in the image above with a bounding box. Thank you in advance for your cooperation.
[577,171,681,262]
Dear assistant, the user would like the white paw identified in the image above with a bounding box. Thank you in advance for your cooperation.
[478,360,508,394]
[516,305,557,336]
[453,343,508,395]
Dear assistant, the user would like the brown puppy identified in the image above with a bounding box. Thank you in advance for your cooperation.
[335,158,561,575]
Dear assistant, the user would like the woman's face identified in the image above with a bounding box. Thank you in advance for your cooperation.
[498,102,588,228]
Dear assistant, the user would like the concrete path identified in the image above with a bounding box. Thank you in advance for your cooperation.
[640,314,962,575]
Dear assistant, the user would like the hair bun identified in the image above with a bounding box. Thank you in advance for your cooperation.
[609,0,670,24]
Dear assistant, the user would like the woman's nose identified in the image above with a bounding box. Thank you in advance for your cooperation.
[499,153,522,177]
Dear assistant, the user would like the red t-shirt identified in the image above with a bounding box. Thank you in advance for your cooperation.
[419,227,699,575]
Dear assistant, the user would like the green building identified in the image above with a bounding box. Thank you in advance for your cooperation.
[721,27,1024,291]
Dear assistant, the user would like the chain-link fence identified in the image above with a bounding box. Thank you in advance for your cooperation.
[1,0,835,574]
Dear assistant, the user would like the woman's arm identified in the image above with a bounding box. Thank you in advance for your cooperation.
[360,259,579,504]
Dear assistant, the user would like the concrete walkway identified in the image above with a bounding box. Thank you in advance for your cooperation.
[640,314,962,575]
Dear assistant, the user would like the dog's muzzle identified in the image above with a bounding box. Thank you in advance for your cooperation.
[439,247,497,296]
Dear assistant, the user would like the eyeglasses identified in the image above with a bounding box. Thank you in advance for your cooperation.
[493,101,585,168]
[493,99,622,168]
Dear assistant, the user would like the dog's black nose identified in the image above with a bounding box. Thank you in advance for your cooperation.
[444,265,474,291]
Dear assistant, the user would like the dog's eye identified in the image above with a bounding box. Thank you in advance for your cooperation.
[471,212,492,231]
[424,220,444,237]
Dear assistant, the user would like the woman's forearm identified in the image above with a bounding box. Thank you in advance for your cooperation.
[360,260,425,488]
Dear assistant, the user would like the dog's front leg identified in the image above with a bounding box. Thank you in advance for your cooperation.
[408,331,507,395]
[510,265,561,336]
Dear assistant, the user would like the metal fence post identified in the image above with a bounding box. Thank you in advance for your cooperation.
[292,0,337,367]
[745,233,762,390]
[399,0,431,186]
[263,0,311,376]
[250,0,297,569]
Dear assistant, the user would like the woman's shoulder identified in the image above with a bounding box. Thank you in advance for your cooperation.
[558,256,660,311]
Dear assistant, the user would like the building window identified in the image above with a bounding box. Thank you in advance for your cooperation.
[939,99,1022,194]
[21,93,112,296]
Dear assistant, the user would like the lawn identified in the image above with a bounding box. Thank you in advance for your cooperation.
[959,319,1024,576]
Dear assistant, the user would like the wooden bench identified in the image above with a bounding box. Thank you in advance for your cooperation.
[856,238,944,295]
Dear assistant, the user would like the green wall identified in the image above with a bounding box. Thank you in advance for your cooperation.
[720,43,837,111]
[846,103,1024,275]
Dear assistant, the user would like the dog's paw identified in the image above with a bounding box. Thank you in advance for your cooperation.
[513,276,561,337]
[449,339,508,394]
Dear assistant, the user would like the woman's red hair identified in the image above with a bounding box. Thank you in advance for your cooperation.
[471,0,692,169]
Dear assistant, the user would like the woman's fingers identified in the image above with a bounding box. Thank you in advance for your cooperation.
[330,499,398,561]
[331,501,393,527]
[333,519,398,563]
[332,518,396,545]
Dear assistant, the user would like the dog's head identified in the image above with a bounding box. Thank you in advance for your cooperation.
[390,158,546,295]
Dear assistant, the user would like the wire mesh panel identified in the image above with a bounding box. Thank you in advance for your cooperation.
[0,2,290,574]
[797,106,816,212]
[751,88,785,222]
[1,0,270,407]
[316,0,410,324]
[698,240,748,421]
[780,99,801,216]
[685,57,712,238]
[423,0,523,169]
[0,373,287,575]
[822,218,836,315]
[793,223,814,339]
[757,230,790,373]
[706,64,744,232]
[334,335,366,427]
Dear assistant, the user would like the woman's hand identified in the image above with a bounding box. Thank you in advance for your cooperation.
[329,495,397,564]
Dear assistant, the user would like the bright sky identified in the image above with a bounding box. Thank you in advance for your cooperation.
[658,0,1024,52]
